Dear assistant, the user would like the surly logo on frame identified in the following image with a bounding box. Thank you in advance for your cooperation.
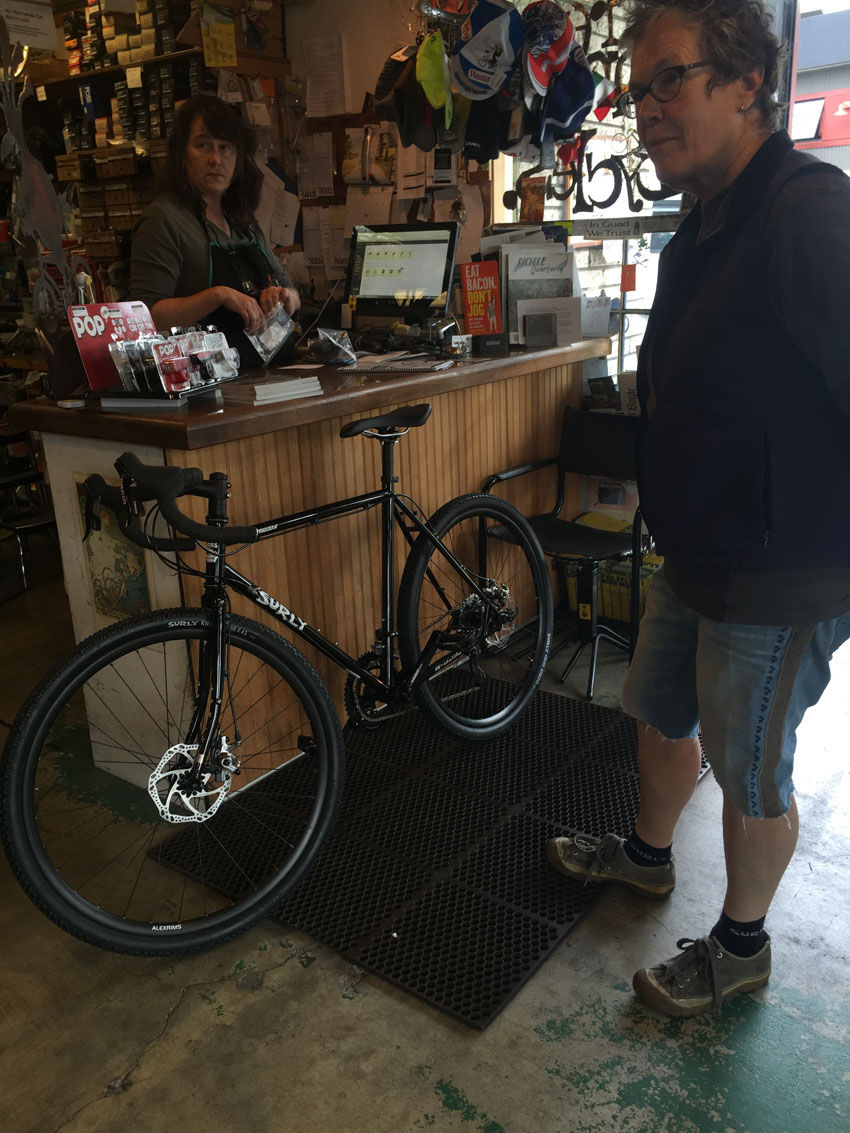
[255,589,308,631]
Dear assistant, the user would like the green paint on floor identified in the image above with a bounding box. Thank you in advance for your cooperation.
[49,721,158,824]
[534,983,850,1133]
[434,1079,506,1132]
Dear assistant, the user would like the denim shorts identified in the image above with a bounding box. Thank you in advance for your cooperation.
[621,569,850,818]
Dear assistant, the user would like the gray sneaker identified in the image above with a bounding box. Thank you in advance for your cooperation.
[633,934,772,1018]
[545,832,675,897]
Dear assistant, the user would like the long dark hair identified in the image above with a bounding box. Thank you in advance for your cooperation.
[159,94,263,229]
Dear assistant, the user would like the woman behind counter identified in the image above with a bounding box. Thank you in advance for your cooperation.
[130,94,300,369]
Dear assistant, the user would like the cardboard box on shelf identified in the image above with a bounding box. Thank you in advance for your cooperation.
[56,154,85,181]
[84,231,121,259]
[104,185,130,207]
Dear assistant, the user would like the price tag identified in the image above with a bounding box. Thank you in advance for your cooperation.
[126,66,143,89]
[36,85,47,102]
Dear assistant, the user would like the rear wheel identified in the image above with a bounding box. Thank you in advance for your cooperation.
[397,494,552,738]
[1,610,344,955]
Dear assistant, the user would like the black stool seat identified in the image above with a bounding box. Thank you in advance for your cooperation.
[340,404,432,438]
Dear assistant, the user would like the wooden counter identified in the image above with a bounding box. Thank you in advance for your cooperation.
[8,340,610,450]
[12,340,610,715]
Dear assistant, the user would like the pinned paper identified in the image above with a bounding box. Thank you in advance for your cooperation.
[0,0,57,51]
[126,66,143,89]
[246,101,271,127]
[201,3,237,69]
[304,35,347,117]
[621,263,637,292]
[344,186,394,230]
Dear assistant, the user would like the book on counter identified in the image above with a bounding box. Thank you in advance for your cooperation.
[458,261,503,336]
[222,374,323,406]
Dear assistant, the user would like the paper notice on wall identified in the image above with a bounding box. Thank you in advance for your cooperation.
[301,207,325,267]
[201,3,237,68]
[454,182,484,266]
[296,133,335,200]
[257,165,301,248]
[324,205,349,279]
[395,142,426,200]
[217,70,243,103]
[304,35,347,117]
[581,295,612,338]
[515,297,582,346]
[344,186,394,230]
[309,132,335,197]
[246,101,271,127]
[0,0,57,50]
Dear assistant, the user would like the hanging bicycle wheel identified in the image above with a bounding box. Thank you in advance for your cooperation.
[397,493,552,738]
[1,610,344,956]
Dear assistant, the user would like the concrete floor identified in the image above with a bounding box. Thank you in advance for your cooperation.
[1,558,849,1133]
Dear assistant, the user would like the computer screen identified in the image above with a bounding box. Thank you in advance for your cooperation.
[344,223,459,322]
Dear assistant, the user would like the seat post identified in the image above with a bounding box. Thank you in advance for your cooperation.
[377,433,400,680]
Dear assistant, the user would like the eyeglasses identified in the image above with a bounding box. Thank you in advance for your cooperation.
[619,61,714,118]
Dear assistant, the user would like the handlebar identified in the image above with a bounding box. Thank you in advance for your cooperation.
[83,453,260,551]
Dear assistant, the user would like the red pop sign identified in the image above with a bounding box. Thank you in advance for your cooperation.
[67,301,158,390]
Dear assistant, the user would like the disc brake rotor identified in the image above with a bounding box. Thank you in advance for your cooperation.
[147,741,236,823]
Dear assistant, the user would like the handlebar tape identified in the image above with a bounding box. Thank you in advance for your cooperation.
[115,454,260,546]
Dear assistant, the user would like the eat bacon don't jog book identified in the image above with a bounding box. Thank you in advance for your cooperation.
[459,261,503,335]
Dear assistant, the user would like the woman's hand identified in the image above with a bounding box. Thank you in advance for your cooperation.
[259,285,301,317]
[216,286,264,332]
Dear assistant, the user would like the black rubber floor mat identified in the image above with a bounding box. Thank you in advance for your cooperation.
[273,682,644,1029]
[158,681,703,1028]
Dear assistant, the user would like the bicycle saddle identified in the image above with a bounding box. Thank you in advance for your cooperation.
[339,404,432,438]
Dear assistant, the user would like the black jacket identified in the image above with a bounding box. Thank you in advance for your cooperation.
[637,132,850,572]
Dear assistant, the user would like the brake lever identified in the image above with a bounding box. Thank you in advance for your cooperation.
[82,485,102,542]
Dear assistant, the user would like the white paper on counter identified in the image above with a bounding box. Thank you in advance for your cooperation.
[515,297,582,345]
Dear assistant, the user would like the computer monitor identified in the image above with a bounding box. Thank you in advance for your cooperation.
[344,223,459,324]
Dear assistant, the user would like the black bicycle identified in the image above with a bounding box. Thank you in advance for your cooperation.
[1,404,552,956]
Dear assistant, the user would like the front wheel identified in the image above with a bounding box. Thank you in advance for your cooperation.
[397,493,552,738]
[1,610,345,956]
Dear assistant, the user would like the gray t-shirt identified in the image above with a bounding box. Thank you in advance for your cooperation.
[130,193,291,309]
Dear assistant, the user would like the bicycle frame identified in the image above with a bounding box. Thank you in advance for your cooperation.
[192,433,499,741]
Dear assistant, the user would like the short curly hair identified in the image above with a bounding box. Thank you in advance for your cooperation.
[621,0,784,132]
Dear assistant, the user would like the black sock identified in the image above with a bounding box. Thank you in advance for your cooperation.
[711,911,767,957]
[623,829,672,867]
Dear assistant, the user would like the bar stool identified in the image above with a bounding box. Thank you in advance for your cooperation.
[0,430,58,596]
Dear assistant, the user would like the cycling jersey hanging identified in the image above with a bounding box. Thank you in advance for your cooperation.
[203,217,280,370]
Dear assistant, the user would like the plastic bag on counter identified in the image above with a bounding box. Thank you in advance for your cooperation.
[244,303,296,366]
[305,328,358,365]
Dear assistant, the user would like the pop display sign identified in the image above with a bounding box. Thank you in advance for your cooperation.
[67,301,158,390]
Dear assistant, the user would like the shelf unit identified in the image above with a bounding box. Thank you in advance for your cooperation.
[31,48,203,90]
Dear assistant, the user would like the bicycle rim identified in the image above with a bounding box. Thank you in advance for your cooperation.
[1,611,344,955]
[398,494,552,737]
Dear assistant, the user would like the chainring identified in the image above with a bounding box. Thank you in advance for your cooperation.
[344,650,401,727]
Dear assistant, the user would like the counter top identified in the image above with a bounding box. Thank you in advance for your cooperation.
[8,339,611,450]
